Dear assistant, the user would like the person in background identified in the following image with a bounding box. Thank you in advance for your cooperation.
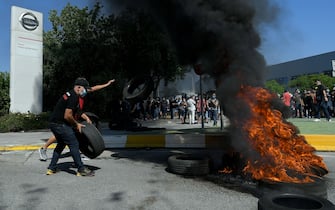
[326,88,333,116]
[169,96,178,119]
[303,90,314,118]
[145,97,153,120]
[311,89,318,117]
[152,97,161,120]
[196,94,208,123]
[38,78,115,161]
[130,101,144,120]
[314,80,331,122]
[293,89,304,118]
[331,87,335,117]
[186,95,197,124]
[282,90,292,107]
[178,97,187,124]
[160,97,168,119]
[207,93,219,126]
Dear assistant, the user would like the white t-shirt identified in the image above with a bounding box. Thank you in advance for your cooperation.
[187,98,196,111]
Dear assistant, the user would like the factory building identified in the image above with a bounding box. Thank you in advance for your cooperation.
[266,51,335,86]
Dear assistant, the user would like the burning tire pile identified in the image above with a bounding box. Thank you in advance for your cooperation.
[167,152,335,210]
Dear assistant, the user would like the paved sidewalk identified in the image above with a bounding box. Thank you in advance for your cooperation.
[0,117,335,151]
[0,118,228,150]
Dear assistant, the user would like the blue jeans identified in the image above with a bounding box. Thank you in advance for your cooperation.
[170,108,175,119]
[48,123,84,171]
[209,109,218,125]
[316,101,331,120]
[153,107,160,119]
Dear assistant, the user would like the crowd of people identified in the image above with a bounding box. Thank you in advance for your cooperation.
[281,80,334,121]
[125,92,221,126]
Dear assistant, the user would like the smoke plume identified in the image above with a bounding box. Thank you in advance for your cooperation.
[103,0,282,155]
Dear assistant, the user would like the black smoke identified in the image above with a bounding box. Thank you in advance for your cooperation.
[102,0,284,156]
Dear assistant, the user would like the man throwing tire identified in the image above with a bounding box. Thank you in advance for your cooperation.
[46,77,97,176]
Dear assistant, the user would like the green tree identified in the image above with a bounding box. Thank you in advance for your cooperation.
[0,72,10,116]
[265,80,284,95]
[44,3,114,109]
[288,74,335,91]
[43,3,184,116]
[114,8,184,95]
[43,3,121,115]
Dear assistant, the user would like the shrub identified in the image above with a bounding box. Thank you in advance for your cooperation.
[0,112,49,132]
[0,72,10,116]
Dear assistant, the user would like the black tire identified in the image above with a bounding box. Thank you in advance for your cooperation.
[123,77,154,103]
[77,121,105,159]
[84,112,101,131]
[258,176,328,199]
[167,154,210,176]
[310,165,329,177]
[258,193,335,210]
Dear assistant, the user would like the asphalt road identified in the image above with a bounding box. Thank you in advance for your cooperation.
[0,147,335,210]
[0,118,335,209]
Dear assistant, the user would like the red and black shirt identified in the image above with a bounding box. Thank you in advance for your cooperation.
[49,89,85,124]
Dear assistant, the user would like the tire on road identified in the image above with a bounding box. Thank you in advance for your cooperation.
[258,176,328,198]
[167,154,210,176]
[77,121,105,159]
[258,193,335,210]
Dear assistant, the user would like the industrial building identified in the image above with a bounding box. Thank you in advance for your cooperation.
[266,51,335,85]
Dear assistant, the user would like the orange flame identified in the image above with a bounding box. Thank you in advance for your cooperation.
[219,167,233,174]
[235,86,327,183]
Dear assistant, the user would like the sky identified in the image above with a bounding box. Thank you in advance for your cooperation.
[1,0,335,72]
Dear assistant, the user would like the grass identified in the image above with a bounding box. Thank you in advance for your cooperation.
[287,118,335,135]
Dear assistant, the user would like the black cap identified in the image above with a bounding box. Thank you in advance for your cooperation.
[74,77,91,90]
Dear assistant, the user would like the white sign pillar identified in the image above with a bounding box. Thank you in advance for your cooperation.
[10,6,43,114]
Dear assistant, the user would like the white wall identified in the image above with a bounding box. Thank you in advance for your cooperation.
[10,6,43,114]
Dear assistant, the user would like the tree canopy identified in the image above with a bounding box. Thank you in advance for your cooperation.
[265,73,335,96]
[265,79,284,95]
[43,3,184,116]
[288,74,335,91]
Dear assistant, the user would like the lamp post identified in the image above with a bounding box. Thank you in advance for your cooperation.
[194,64,204,128]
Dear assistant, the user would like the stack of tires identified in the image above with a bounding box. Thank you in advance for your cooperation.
[258,193,335,210]
[258,177,335,210]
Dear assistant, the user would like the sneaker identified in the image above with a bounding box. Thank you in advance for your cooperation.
[328,119,332,122]
[39,147,48,161]
[46,168,58,175]
[81,155,90,161]
[77,167,95,177]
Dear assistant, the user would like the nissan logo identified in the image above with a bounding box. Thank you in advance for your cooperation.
[19,12,39,31]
